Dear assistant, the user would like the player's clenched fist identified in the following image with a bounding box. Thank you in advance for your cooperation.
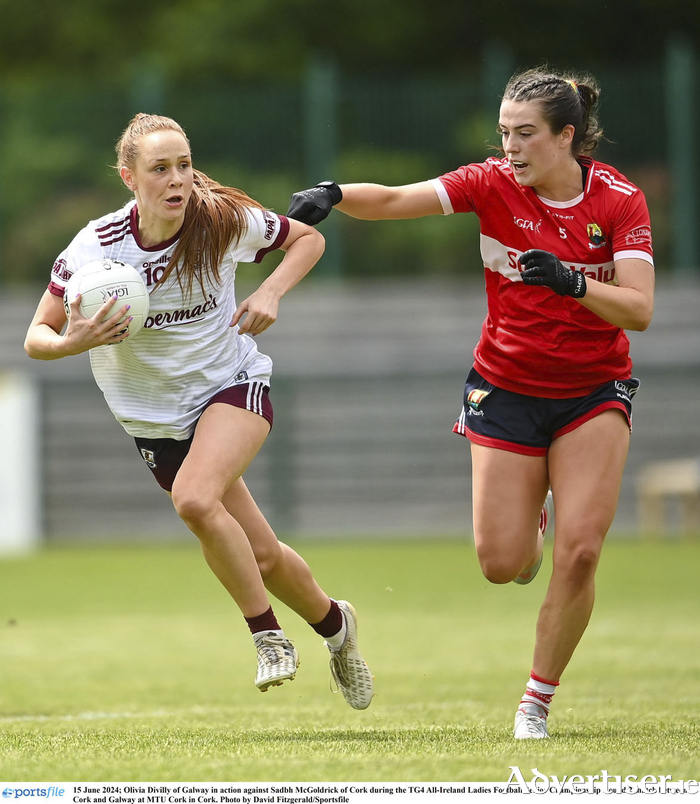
[287,181,342,225]
[519,249,587,298]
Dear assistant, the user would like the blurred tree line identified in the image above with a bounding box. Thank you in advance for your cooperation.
[0,0,697,284]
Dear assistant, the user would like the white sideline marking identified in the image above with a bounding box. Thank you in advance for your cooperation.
[0,706,218,724]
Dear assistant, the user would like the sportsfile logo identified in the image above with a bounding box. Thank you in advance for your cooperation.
[2,789,65,799]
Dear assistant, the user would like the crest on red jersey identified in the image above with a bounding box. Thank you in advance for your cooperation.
[587,222,606,247]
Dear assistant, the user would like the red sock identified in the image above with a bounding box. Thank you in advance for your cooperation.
[245,606,280,635]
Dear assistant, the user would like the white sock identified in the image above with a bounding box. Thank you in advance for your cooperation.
[520,672,559,715]
[324,621,347,650]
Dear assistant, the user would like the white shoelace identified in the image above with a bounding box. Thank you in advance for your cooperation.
[256,635,293,666]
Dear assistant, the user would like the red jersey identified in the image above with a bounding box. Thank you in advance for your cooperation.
[432,156,654,397]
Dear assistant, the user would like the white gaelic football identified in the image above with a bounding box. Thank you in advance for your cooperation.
[64,259,150,338]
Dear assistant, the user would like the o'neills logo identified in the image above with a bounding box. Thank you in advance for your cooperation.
[144,293,218,329]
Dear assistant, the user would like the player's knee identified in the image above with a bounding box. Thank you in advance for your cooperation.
[477,552,520,584]
[171,487,211,530]
[556,542,601,584]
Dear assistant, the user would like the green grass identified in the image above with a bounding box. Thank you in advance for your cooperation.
[1,538,699,781]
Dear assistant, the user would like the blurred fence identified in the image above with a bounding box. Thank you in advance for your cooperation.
[3,279,699,543]
[1,42,698,544]
[1,43,696,286]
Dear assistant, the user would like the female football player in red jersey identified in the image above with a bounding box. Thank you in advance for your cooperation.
[287,67,654,739]
[25,113,374,710]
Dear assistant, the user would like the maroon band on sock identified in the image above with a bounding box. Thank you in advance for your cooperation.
[245,606,280,635]
[309,599,343,638]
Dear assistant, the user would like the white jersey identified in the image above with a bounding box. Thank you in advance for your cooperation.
[48,200,290,439]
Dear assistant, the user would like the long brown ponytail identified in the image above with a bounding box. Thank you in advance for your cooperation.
[164,168,264,296]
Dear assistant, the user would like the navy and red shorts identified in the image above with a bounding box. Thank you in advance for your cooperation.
[453,367,639,457]
[134,382,273,491]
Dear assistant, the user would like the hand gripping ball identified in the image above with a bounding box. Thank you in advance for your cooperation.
[64,258,150,338]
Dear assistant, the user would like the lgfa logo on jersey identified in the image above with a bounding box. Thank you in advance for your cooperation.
[513,217,542,233]
[587,222,606,249]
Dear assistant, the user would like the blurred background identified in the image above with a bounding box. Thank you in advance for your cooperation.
[1,0,698,549]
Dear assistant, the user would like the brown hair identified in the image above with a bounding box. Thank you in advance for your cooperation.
[502,67,604,155]
[115,113,264,296]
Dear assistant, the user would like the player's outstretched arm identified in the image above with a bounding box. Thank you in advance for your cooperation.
[287,180,443,223]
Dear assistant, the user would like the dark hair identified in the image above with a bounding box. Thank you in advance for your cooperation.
[116,113,264,297]
[502,67,603,155]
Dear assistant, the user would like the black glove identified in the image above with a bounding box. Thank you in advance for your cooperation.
[519,249,587,298]
[286,181,343,225]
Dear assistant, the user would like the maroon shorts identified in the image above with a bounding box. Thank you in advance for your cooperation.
[453,367,638,457]
[134,382,273,491]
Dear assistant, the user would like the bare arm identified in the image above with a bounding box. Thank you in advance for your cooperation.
[231,218,325,335]
[286,179,444,224]
[335,181,444,220]
[24,289,132,359]
[520,250,655,332]
[578,258,655,331]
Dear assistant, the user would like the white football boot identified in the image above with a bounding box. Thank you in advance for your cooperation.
[514,702,550,739]
[253,631,299,692]
[326,601,374,710]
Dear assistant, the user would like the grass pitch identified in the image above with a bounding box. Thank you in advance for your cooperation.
[1,537,699,781]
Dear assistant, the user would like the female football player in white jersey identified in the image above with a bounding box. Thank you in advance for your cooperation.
[24,113,373,710]
[287,67,655,738]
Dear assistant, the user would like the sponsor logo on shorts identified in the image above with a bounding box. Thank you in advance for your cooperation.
[467,388,490,412]
[140,448,157,469]
[614,380,635,402]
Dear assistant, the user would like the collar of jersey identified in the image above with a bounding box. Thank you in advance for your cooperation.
[535,190,585,209]
[130,204,183,252]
